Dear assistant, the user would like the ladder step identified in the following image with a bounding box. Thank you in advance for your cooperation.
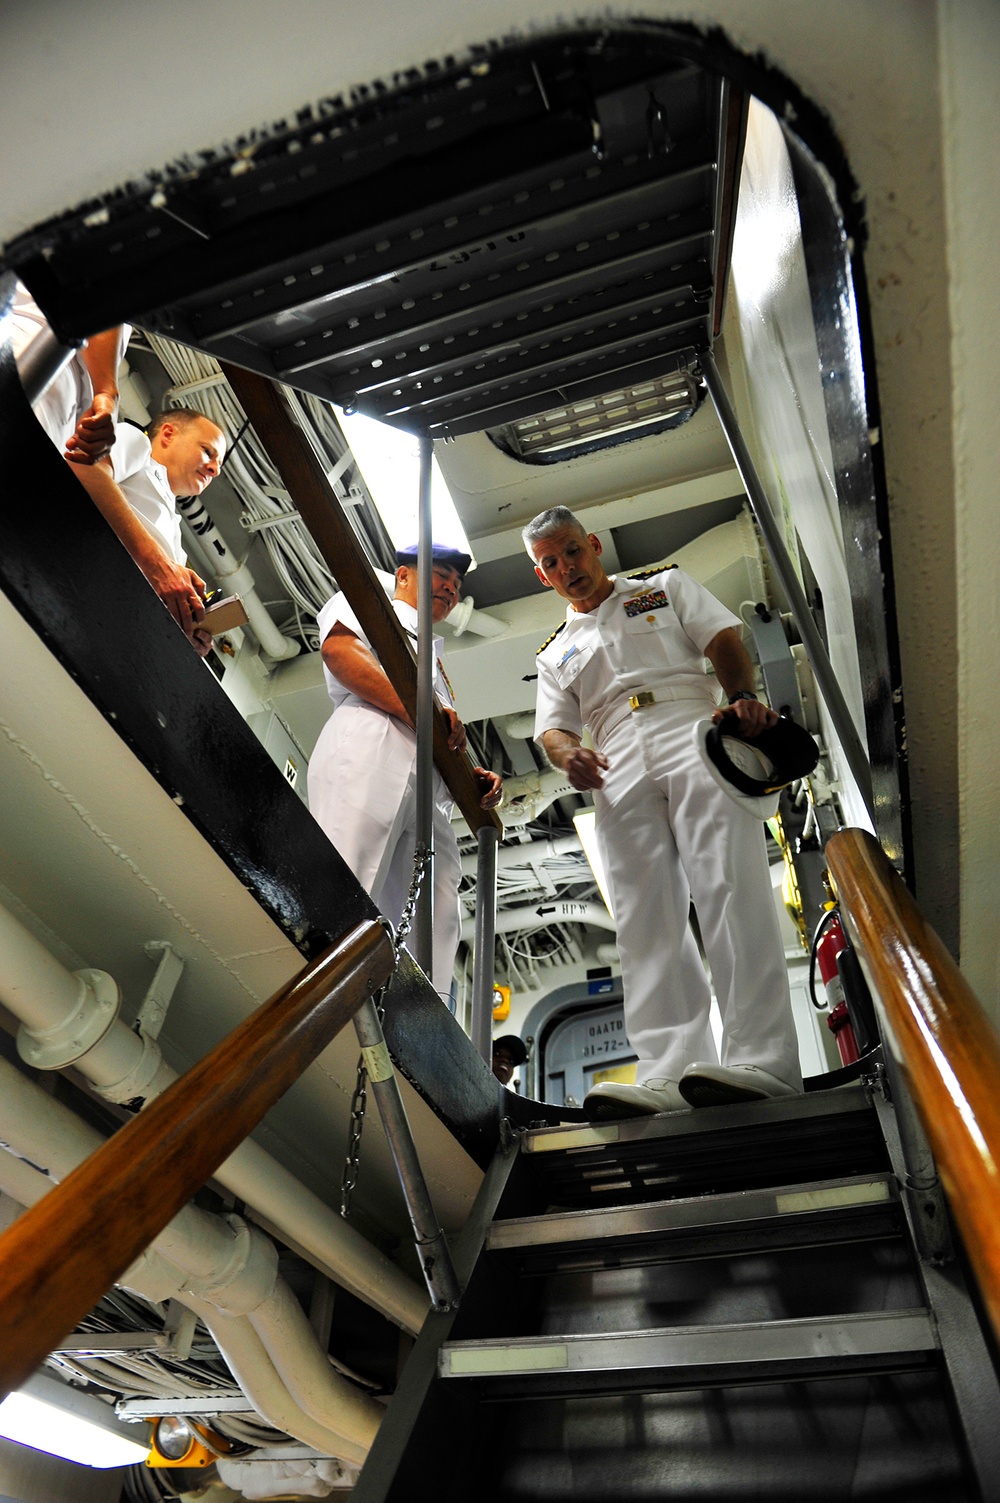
[522,1086,873,1156]
[488,1174,899,1270]
[519,1087,887,1208]
[438,1310,938,1397]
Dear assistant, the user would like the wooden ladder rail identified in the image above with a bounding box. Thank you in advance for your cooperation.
[220,363,502,839]
[0,919,393,1400]
[827,828,1000,1345]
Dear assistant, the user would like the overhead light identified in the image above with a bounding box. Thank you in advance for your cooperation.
[335,408,476,566]
[0,1372,150,1469]
[489,371,700,462]
[572,809,615,918]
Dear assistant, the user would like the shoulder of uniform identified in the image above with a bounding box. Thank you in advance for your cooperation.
[536,621,567,656]
[625,563,678,581]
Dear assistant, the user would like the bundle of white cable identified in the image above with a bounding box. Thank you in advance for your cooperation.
[144,335,375,644]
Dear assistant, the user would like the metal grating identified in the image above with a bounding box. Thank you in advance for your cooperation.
[4,31,745,439]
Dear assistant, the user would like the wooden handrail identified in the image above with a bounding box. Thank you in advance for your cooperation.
[0,920,392,1399]
[220,363,502,837]
[827,828,1000,1342]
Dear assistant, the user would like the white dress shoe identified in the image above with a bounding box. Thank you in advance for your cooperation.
[678,1063,800,1108]
[583,1078,688,1121]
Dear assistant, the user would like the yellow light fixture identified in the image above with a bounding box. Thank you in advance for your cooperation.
[147,1415,227,1469]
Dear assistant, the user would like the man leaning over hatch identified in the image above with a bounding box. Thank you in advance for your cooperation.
[525,506,802,1120]
[11,285,214,652]
[307,543,502,1005]
[106,408,227,656]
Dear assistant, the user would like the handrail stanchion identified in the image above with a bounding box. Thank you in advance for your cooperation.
[702,352,875,819]
[353,998,461,1309]
[415,433,435,978]
[471,825,499,1064]
[16,325,78,407]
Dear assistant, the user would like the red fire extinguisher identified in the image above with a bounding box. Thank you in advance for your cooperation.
[814,910,860,1065]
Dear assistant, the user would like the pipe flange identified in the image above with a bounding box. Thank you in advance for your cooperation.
[197,1216,279,1316]
[16,968,121,1070]
[96,1028,171,1108]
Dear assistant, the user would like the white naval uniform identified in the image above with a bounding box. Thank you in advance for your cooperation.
[107,422,186,563]
[12,283,131,454]
[534,569,801,1089]
[306,588,461,1003]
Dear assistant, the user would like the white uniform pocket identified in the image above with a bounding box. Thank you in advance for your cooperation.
[551,643,594,687]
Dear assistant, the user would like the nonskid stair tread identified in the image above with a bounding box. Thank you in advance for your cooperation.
[520,1086,885,1207]
[438,1309,939,1396]
[487,1172,901,1270]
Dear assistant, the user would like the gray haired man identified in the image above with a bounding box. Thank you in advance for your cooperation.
[526,505,801,1119]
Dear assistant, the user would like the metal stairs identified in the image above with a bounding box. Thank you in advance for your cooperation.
[354,1081,1000,1502]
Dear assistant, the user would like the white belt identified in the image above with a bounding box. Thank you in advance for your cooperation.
[591,687,715,749]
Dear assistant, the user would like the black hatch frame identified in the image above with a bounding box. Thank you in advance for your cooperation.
[4,29,745,439]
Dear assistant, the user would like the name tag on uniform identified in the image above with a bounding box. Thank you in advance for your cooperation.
[624,590,670,617]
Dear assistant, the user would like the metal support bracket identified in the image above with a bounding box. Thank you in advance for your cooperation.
[164,1299,197,1360]
[745,606,805,723]
[353,997,460,1311]
[137,941,185,1041]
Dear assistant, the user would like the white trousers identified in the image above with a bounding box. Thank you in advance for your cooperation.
[307,704,461,1002]
[594,701,801,1088]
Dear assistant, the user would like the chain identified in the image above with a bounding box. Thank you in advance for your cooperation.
[340,845,431,1218]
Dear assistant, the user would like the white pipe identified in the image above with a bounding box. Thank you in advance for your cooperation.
[0,899,427,1335]
[184,1303,366,1464]
[444,598,508,638]
[176,494,300,661]
[0,1074,381,1462]
[460,899,615,945]
[248,1279,380,1451]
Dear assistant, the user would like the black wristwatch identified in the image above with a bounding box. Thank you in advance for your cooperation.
[727,690,759,705]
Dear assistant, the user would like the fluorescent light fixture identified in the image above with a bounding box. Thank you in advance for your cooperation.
[0,1372,150,1469]
[572,809,615,918]
[490,372,698,460]
[336,408,476,565]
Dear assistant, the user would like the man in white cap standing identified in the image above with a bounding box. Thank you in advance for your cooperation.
[308,543,502,1004]
[524,505,802,1119]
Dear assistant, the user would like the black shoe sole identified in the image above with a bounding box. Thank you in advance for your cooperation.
[583,1096,662,1122]
[678,1078,769,1108]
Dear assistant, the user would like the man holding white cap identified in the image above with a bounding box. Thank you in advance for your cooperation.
[524,505,802,1118]
[307,543,502,1003]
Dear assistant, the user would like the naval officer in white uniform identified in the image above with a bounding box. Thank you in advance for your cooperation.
[307,544,502,1003]
[108,408,227,654]
[525,506,801,1118]
[12,282,220,650]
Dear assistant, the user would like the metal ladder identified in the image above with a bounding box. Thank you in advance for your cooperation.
[354,1076,1000,1502]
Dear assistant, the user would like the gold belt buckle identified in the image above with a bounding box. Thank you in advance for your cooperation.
[628,691,656,711]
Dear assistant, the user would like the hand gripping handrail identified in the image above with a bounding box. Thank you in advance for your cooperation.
[827,829,1000,1344]
[0,920,393,1400]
